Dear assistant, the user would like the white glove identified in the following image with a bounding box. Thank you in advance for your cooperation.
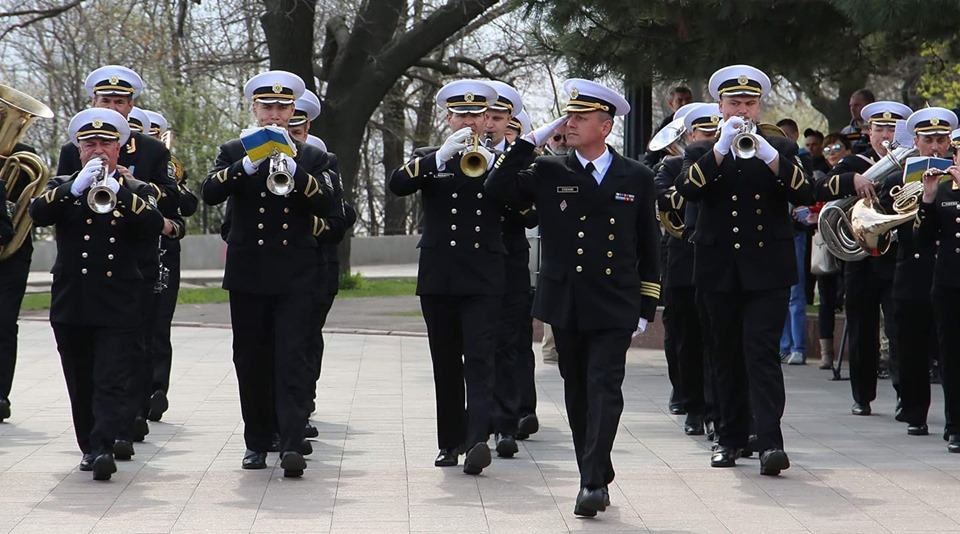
[105,176,120,194]
[632,318,648,338]
[476,145,495,170]
[524,116,568,147]
[282,154,298,176]
[436,127,473,165]
[754,135,779,165]
[242,155,267,175]
[714,116,745,156]
[71,158,104,196]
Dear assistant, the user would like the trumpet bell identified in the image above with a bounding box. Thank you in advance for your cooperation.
[87,185,117,214]
[266,151,294,196]
[460,151,488,178]
[732,131,757,159]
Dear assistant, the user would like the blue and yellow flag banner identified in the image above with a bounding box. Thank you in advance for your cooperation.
[240,125,297,161]
[903,156,952,184]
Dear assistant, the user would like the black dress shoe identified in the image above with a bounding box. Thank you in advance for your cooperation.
[268,433,281,452]
[949,435,960,453]
[435,448,458,467]
[79,453,96,471]
[304,423,319,439]
[495,434,518,458]
[518,413,539,438]
[147,390,168,422]
[242,450,267,469]
[907,423,929,436]
[132,416,149,442]
[573,487,606,517]
[711,446,739,467]
[463,442,491,475]
[113,440,135,460]
[759,448,790,476]
[683,414,705,436]
[280,451,306,477]
[851,402,872,416]
[669,405,686,415]
[92,453,116,481]
[0,398,10,421]
[301,439,313,456]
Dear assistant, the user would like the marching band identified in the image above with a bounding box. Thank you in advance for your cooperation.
[2,59,960,518]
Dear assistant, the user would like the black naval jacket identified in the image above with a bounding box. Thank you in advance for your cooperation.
[160,155,199,256]
[676,135,813,292]
[29,172,164,328]
[485,139,661,330]
[202,139,335,295]
[310,153,355,296]
[814,149,897,282]
[388,147,507,296]
[918,180,960,290]
[654,155,694,288]
[501,204,538,294]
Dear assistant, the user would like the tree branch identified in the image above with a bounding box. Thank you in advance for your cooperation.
[0,0,86,41]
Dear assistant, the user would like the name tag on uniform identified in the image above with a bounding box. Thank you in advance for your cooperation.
[557,186,578,193]
[942,201,959,207]
[614,192,635,202]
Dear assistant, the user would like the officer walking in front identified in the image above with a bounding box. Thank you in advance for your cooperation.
[676,65,812,476]
[486,79,661,517]
[30,108,164,480]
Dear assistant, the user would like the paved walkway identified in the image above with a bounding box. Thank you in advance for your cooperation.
[3,321,960,533]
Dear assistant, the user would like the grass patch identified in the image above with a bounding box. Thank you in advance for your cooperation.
[388,310,423,317]
[21,277,417,311]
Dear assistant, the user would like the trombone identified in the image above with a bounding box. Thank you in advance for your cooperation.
[87,161,117,214]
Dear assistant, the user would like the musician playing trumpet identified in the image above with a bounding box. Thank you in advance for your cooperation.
[29,108,164,481]
[918,123,960,453]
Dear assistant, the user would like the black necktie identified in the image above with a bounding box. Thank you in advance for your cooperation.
[584,162,596,175]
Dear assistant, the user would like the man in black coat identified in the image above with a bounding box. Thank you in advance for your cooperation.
[55,66,182,455]
[201,70,334,478]
[813,101,911,416]
[30,108,164,481]
[486,78,660,517]
[388,79,505,476]
[0,137,48,423]
[676,65,813,476]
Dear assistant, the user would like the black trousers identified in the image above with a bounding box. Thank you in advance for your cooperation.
[52,322,138,454]
[419,294,499,451]
[666,285,706,416]
[0,252,29,400]
[516,291,537,418]
[817,272,841,339]
[229,291,312,453]
[934,287,960,435]
[661,252,683,409]
[695,289,720,424]
[703,288,789,452]
[554,326,631,489]
[492,290,530,435]
[150,251,181,393]
[119,278,159,440]
[895,299,936,426]
[845,277,897,404]
[308,291,336,402]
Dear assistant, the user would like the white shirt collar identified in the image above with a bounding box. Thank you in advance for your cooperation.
[575,147,613,183]
[493,139,508,152]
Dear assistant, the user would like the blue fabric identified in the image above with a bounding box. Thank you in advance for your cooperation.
[780,232,807,354]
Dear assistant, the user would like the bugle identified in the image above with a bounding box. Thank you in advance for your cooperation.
[266,150,293,196]
[87,162,117,214]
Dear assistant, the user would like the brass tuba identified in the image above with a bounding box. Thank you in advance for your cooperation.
[657,186,686,239]
[818,141,918,261]
[648,116,686,156]
[0,84,54,262]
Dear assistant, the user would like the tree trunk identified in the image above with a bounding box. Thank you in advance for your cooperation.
[260,0,318,93]
[381,84,407,235]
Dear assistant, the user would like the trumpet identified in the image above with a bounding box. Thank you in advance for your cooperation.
[460,133,490,178]
[731,119,758,159]
[86,161,116,214]
[266,150,293,196]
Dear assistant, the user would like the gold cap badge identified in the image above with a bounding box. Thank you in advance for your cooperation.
[571,87,579,99]
[464,92,474,102]
[737,75,749,85]
[272,82,283,93]
[932,117,940,126]
[92,119,103,128]
[109,76,119,85]
[882,111,892,119]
